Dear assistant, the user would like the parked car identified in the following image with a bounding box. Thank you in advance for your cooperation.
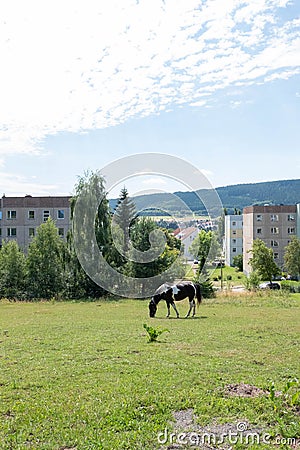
[259,282,280,290]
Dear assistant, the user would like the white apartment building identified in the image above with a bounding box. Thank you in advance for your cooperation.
[224,215,243,266]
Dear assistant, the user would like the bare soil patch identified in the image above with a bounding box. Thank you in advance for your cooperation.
[224,383,267,398]
[160,408,263,449]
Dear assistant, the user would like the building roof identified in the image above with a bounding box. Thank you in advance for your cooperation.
[0,195,71,208]
[243,204,297,214]
[175,226,199,240]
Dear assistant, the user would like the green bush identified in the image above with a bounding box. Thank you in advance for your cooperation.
[281,280,300,293]
[199,280,216,298]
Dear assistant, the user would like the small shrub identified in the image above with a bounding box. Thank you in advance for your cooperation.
[143,324,169,342]
[199,280,216,298]
[243,271,261,291]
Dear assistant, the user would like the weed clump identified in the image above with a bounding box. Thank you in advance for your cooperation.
[143,323,169,342]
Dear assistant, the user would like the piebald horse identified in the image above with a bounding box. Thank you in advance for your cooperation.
[149,281,202,318]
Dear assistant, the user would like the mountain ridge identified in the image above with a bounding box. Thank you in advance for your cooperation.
[110,179,300,216]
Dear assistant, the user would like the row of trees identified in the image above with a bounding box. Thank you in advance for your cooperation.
[0,172,184,300]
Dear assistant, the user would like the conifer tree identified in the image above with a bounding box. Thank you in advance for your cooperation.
[113,187,137,255]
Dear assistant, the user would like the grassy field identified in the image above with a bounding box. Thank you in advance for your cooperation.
[0,293,299,450]
[210,266,246,288]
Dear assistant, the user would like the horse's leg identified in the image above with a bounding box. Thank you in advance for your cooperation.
[166,301,171,318]
[192,298,196,317]
[185,297,195,318]
[171,302,180,318]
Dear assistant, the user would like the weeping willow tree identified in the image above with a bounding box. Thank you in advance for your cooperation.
[66,170,112,298]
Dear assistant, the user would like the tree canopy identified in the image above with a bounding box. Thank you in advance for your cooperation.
[284,236,300,279]
[189,230,221,272]
[248,238,280,284]
[27,218,64,299]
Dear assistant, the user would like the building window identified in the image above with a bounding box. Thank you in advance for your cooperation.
[232,230,236,235]
[271,227,279,234]
[257,228,262,234]
[29,228,35,237]
[7,210,16,220]
[232,247,237,253]
[271,240,278,247]
[43,210,50,222]
[0,211,2,220]
[270,214,279,222]
[232,239,236,244]
[288,227,295,234]
[28,210,35,220]
[274,252,279,259]
[256,215,262,221]
[7,228,17,237]
[287,214,295,221]
[58,228,64,237]
[232,221,236,226]
[57,210,65,219]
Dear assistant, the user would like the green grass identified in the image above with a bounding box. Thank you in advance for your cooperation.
[211,265,246,288]
[0,294,299,449]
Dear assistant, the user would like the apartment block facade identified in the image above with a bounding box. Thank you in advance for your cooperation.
[0,195,71,250]
[224,215,243,266]
[243,204,300,275]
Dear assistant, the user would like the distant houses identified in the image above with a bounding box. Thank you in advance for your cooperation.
[174,226,199,260]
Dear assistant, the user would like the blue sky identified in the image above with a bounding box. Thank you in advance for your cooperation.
[0,0,299,198]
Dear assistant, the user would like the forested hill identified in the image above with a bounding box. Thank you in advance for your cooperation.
[216,179,300,211]
[110,179,300,216]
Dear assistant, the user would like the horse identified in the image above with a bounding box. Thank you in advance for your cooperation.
[149,281,202,318]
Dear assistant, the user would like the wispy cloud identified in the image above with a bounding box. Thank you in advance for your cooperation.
[0,172,59,196]
[0,0,299,156]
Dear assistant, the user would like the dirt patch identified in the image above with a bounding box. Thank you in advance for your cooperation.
[224,383,267,398]
[159,409,263,449]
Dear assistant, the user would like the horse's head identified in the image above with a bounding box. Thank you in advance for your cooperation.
[149,298,157,318]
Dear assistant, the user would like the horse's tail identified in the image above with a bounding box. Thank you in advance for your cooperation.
[194,283,202,306]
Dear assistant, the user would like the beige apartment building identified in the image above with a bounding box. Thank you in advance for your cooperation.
[243,204,300,275]
[0,195,71,251]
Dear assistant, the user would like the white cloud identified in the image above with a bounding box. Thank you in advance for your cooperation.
[0,0,299,157]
